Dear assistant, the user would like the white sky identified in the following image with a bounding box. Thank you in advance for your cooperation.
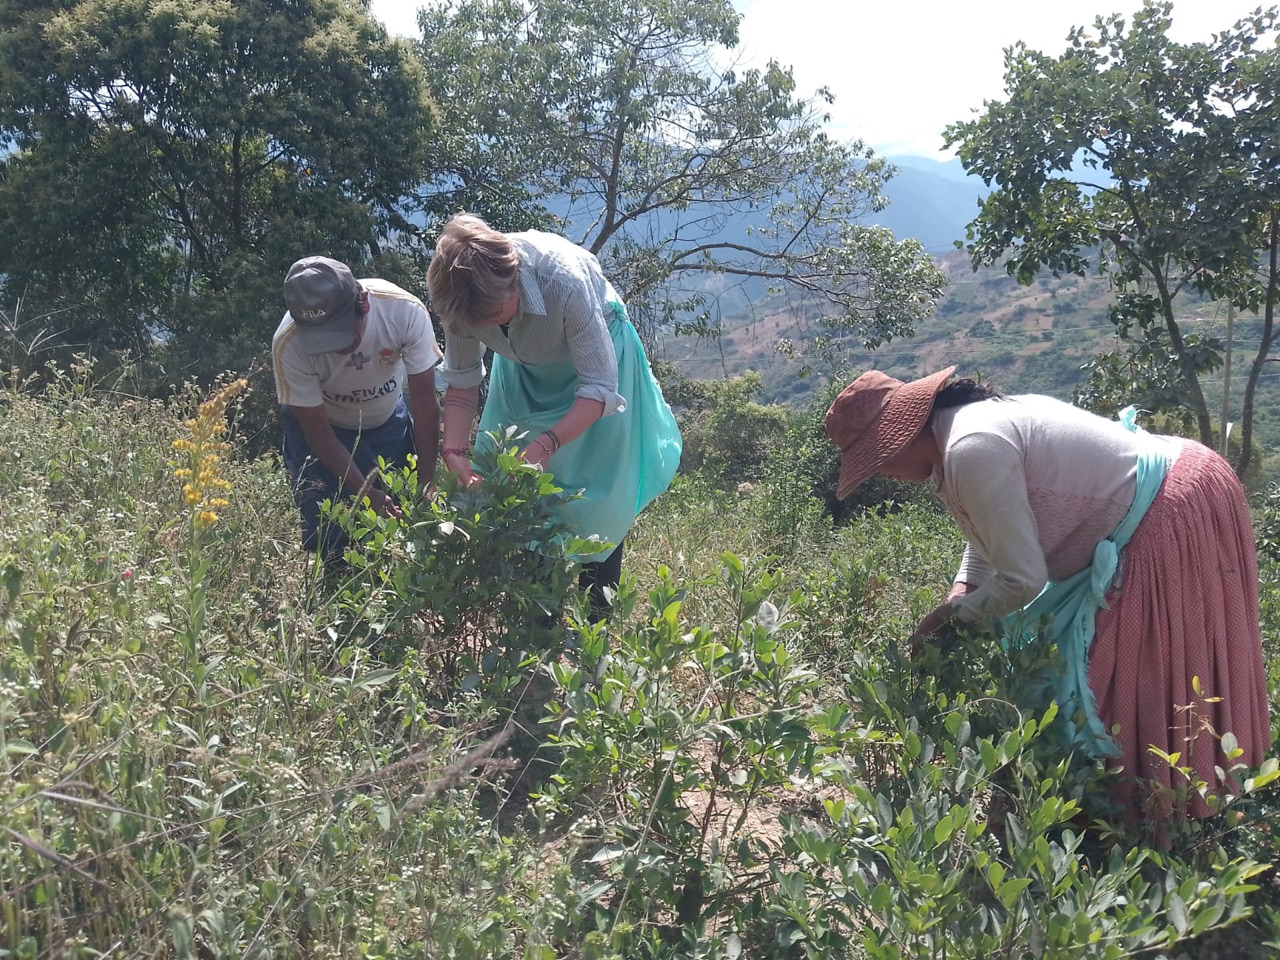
[369,0,1272,159]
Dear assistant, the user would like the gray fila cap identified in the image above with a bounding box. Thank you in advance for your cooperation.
[283,256,362,355]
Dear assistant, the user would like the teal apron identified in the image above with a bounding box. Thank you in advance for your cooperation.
[476,301,682,559]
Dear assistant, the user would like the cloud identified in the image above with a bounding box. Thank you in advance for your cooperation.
[370,0,1271,159]
[733,0,1268,158]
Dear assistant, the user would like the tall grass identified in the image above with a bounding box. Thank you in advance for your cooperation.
[2,365,1278,958]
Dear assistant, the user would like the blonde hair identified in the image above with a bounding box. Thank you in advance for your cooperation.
[427,213,521,336]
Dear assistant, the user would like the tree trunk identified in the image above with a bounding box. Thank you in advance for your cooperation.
[231,128,243,251]
[1153,271,1214,445]
[1236,209,1280,478]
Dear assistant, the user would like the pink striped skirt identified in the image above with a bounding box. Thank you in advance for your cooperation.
[1088,439,1272,819]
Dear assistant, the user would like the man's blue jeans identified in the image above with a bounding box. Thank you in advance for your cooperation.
[281,400,415,559]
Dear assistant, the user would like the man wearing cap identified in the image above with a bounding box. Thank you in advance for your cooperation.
[273,256,442,561]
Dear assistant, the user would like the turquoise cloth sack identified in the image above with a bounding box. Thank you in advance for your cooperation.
[1001,407,1173,758]
[477,301,682,559]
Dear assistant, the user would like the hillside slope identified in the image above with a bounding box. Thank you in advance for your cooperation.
[651,252,1280,463]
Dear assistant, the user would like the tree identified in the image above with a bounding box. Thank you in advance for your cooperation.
[0,0,438,369]
[415,0,943,348]
[944,1,1280,449]
[1228,36,1280,476]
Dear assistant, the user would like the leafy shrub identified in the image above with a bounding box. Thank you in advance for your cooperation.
[517,552,1271,959]
[331,427,610,696]
[652,363,790,487]
[1256,482,1280,567]
[4,365,1279,960]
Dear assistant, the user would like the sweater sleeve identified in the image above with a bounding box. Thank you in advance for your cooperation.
[955,543,994,589]
[945,433,1049,624]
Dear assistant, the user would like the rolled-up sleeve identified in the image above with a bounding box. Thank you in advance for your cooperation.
[438,331,487,390]
[562,278,625,416]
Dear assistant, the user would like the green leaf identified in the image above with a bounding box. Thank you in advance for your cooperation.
[934,816,955,847]
[777,923,806,947]
[987,862,1005,889]
[1190,898,1225,937]
[1167,891,1189,936]
[1220,731,1240,759]
[341,668,399,692]
[998,877,1033,909]
[0,563,19,600]
[979,739,999,772]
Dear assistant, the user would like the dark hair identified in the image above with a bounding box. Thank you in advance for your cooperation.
[927,378,1002,424]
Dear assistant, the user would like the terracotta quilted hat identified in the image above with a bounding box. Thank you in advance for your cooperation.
[824,366,955,500]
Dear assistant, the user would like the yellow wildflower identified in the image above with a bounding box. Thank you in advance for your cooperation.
[171,378,248,535]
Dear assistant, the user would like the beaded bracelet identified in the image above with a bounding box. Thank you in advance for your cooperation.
[442,448,469,459]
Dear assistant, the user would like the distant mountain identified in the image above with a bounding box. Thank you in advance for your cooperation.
[887,154,982,186]
[872,155,992,254]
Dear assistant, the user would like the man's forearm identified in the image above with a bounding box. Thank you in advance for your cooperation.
[306,429,368,492]
[410,391,441,483]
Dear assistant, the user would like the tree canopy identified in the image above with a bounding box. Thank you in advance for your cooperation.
[0,0,438,369]
[945,0,1280,453]
[0,0,945,383]
[416,0,943,347]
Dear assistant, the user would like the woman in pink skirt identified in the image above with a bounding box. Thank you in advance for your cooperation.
[824,366,1271,820]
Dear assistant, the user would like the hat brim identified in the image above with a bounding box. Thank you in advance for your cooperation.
[291,307,359,355]
[834,366,956,500]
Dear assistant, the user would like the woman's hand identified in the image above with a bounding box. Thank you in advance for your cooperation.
[910,582,977,658]
[910,601,956,658]
[443,450,481,487]
[521,437,552,471]
[914,602,955,639]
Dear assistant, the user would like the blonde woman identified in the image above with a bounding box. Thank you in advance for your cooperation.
[427,214,682,614]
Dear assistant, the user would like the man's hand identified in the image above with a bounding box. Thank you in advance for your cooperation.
[365,488,403,519]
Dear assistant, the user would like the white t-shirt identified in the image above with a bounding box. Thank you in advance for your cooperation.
[272,279,443,430]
